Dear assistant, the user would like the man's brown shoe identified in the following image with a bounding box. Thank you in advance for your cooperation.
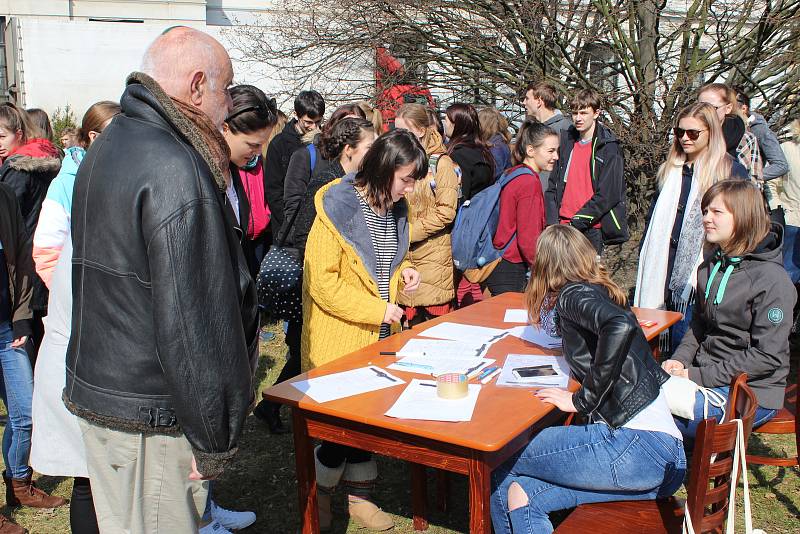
[0,514,25,534]
[3,471,67,508]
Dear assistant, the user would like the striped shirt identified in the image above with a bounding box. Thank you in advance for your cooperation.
[356,187,398,339]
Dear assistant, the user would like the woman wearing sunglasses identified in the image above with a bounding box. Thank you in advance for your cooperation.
[634,102,747,352]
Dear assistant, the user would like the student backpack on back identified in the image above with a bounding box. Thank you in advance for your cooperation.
[451,166,531,283]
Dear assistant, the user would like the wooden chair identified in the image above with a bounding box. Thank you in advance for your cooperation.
[555,374,758,534]
[746,364,798,468]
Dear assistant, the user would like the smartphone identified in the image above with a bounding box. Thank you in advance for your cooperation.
[512,365,558,380]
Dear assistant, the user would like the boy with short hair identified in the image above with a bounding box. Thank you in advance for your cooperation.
[523,82,573,191]
[545,89,628,254]
[264,90,325,233]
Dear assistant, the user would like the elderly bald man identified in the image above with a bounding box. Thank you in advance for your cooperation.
[65,27,260,533]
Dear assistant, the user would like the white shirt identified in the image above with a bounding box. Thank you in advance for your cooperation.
[623,388,683,441]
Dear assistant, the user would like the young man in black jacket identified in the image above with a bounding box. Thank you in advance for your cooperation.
[545,89,628,254]
[263,90,325,233]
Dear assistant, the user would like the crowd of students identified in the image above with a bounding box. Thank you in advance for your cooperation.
[0,26,796,534]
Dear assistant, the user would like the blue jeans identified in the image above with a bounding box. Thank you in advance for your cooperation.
[0,321,33,479]
[783,225,800,284]
[490,424,686,534]
[673,386,777,442]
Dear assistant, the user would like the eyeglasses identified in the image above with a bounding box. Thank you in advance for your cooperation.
[673,127,707,141]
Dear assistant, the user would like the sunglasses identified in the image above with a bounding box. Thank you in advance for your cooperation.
[673,127,707,141]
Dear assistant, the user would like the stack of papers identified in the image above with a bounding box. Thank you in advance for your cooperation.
[496,354,570,388]
[385,379,481,422]
[392,338,493,359]
[291,366,404,403]
[418,322,509,344]
[507,325,562,349]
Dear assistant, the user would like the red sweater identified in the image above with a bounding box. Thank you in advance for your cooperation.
[493,165,546,265]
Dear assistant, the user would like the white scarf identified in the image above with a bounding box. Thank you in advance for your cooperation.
[634,161,703,308]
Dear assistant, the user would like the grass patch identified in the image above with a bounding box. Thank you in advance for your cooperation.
[4,321,798,533]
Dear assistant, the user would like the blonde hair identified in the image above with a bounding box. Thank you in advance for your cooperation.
[789,118,800,143]
[702,180,770,257]
[262,110,287,159]
[396,103,441,215]
[657,102,731,193]
[357,101,384,134]
[478,107,511,144]
[525,225,626,324]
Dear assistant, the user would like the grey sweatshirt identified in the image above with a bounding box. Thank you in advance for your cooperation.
[750,113,789,181]
[538,111,574,192]
[673,225,794,409]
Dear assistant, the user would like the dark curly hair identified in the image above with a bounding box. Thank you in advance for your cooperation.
[319,117,374,160]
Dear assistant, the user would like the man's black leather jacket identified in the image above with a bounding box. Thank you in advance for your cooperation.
[557,282,668,428]
[64,75,259,477]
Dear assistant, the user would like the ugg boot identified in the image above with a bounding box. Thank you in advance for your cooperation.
[342,460,393,531]
[0,515,25,534]
[314,446,345,531]
[3,470,67,508]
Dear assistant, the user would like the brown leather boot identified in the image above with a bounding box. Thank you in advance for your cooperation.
[3,471,67,508]
[0,515,25,534]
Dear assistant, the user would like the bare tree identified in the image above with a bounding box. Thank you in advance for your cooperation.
[227,0,800,228]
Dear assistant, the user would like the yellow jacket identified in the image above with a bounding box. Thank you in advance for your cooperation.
[301,176,412,371]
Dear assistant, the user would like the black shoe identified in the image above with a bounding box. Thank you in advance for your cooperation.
[254,401,289,434]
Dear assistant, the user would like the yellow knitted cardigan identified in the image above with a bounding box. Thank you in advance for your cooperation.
[300,179,412,372]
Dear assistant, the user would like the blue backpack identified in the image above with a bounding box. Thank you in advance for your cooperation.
[451,166,532,273]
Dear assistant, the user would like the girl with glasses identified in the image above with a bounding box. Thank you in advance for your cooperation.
[634,102,748,352]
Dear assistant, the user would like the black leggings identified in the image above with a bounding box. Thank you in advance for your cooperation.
[71,477,99,534]
[317,442,371,469]
[483,259,527,296]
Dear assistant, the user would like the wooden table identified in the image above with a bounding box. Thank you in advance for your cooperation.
[264,293,681,533]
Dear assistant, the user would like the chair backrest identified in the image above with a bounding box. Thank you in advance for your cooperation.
[685,373,757,533]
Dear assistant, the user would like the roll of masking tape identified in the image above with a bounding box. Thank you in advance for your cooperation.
[437,373,469,399]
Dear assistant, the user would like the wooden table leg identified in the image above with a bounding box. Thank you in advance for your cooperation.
[468,454,492,534]
[292,408,319,534]
[410,463,429,531]
[435,469,448,512]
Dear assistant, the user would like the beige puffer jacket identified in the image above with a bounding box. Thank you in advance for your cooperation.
[399,129,460,307]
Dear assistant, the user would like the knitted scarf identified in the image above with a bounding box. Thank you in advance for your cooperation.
[634,160,704,311]
[126,72,231,190]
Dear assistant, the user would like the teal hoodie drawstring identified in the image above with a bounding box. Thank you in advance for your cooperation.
[704,255,742,305]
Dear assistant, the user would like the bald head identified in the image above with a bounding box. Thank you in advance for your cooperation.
[141,27,233,128]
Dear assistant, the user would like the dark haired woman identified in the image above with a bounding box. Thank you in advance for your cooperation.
[281,103,367,243]
[253,118,377,432]
[222,85,279,278]
[302,129,424,531]
[663,179,794,440]
[482,120,553,295]
[445,103,497,306]
[491,225,685,534]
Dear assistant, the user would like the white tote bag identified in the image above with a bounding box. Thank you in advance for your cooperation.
[663,375,727,420]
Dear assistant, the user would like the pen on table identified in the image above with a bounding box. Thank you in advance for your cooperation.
[394,361,434,371]
[379,351,426,357]
[476,366,499,380]
[480,368,502,384]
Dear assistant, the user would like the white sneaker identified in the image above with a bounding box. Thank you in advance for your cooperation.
[199,520,233,534]
[211,501,257,530]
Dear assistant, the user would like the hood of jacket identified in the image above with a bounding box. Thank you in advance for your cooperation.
[59,146,86,178]
[544,111,573,131]
[283,119,303,144]
[565,121,620,152]
[748,112,768,130]
[315,173,410,288]
[5,138,62,174]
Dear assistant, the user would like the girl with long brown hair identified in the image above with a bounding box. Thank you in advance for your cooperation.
[492,224,685,534]
[394,103,461,324]
[634,102,747,351]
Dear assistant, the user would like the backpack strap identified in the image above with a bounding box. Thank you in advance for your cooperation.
[307,143,317,172]
[428,153,441,176]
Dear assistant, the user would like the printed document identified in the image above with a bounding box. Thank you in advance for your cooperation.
[496,354,570,388]
[385,379,481,422]
[418,322,508,344]
[291,366,404,403]
[503,309,530,323]
[388,356,494,377]
[394,338,493,359]
[506,325,562,349]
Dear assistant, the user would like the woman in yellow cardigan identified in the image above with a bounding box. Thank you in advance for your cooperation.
[302,129,425,531]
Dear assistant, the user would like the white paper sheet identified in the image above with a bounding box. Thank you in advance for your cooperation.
[394,338,493,359]
[507,325,562,349]
[388,356,494,377]
[503,309,530,323]
[418,322,509,344]
[496,354,570,388]
[291,366,404,403]
[385,379,482,422]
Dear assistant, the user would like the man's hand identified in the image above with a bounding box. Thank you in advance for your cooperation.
[535,388,577,412]
[189,455,216,481]
[383,303,404,325]
[401,268,421,294]
[11,336,27,349]
[661,359,685,374]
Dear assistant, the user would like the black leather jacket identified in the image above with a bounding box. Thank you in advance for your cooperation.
[64,76,259,477]
[557,282,668,428]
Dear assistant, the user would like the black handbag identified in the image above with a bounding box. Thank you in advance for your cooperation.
[256,209,303,323]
